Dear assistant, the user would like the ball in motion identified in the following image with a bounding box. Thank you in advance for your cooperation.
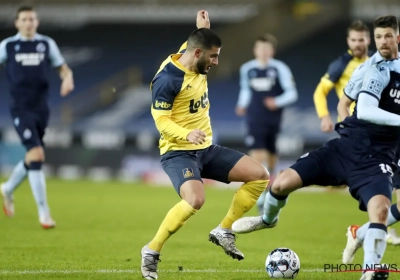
[265,247,300,278]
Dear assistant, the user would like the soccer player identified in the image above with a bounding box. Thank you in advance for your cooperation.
[232,17,400,280]
[0,6,74,228]
[313,20,370,133]
[235,34,298,214]
[140,11,269,280]
[339,16,400,264]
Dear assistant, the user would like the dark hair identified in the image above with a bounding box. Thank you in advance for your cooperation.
[16,5,35,19]
[347,20,370,36]
[255,33,278,49]
[373,15,399,33]
[187,28,222,51]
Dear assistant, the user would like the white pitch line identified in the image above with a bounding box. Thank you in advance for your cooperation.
[0,269,324,275]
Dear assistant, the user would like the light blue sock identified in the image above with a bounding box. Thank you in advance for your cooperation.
[262,190,288,224]
[363,223,387,270]
[356,203,400,241]
[28,162,49,218]
[356,222,370,241]
[256,190,267,208]
[3,160,28,195]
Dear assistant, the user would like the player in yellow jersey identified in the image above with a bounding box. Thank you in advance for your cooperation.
[313,20,370,133]
[140,11,270,279]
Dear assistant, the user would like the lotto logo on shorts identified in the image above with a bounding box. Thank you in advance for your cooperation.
[182,168,194,179]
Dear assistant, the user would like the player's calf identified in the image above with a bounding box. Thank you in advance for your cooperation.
[232,168,302,234]
[25,146,55,228]
[362,195,390,276]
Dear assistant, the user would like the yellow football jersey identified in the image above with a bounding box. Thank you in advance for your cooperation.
[150,42,212,155]
[313,50,369,120]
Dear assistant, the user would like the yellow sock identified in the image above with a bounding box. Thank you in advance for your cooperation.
[220,180,268,229]
[148,200,197,252]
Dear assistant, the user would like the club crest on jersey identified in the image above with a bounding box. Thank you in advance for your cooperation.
[182,168,194,179]
[189,92,208,113]
[267,69,276,78]
[36,42,46,53]
[14,44,20,51]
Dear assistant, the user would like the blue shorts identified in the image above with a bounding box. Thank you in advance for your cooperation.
[161,145,245,194]
[393,152,400,190]
[291,137,394,211]
[10,109,49,150]
[245,122,280,154]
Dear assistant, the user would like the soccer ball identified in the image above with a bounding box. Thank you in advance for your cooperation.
[265,247,300,278]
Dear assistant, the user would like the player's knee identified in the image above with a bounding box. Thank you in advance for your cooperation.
[368,196,390,223]
[26,146,45,163]
[270,169,301,196]
[255,165,270,181]
[185,195,205,210]
[180,180,205,210]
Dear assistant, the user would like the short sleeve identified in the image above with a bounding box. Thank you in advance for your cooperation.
[47,37,65,68]
[323,58,346,83]
[359,62,391,101]
[0,39,8,64]
[344,63,367,100]
[151,74,178,116]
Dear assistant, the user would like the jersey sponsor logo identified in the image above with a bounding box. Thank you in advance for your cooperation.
[182,168,194,179]
[189,92,208,113]
[15,53,45,66]
[389,88,400,104]
[154,100,172,110]
[250,77,275,92]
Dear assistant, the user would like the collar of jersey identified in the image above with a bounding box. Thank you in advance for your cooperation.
[170,54,196,74]
[347,49,369,61]
[15,32,41,41]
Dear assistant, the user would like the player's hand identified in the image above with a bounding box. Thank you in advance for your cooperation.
[264,97,278,111]
[60,76,74,97]
[320,115,334,132]
[235,107,246,116]
[187,129,207,145]
[196,10,210,29]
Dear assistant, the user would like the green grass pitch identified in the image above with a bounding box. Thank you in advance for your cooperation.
[0,179,399,279]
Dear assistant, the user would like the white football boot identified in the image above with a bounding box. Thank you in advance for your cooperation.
[1,183,14,217]
[140,245,160,280]
[342,225,363,264]
[232,216,278,234]
[360,264,389,280]
[209,225,244,260]
[386,227,400,245]
[40,215,56,229]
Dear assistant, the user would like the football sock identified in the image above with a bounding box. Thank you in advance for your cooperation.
[3,160,28,194]
[220,180,268,229]
[28,162,50,218]
[148,200,197,252]
[256,168,273,208]
[356,204,400,241]
[363,223,387,270]
[262,189,288,224]
[256,190,267,208]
